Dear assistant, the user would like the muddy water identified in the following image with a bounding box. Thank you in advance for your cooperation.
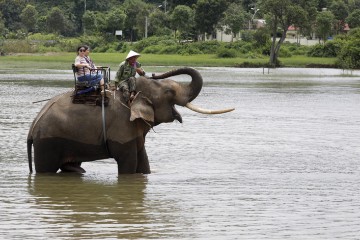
[0,67,360,239]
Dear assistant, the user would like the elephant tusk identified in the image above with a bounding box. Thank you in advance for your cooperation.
[185,102,235,114]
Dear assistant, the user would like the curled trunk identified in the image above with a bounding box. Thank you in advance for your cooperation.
[151,67,203,105]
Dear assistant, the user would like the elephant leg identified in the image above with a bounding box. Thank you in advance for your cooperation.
[60,162,86,173]
[34,139,61,173]
[110,140,138,174]
[136,146,150,174]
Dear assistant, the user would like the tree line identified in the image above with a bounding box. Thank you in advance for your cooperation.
[1,0,360,68]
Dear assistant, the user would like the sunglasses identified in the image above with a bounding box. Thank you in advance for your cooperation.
[79,49,86,52]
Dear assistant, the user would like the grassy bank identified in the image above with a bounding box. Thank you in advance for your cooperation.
[0,53,337,70]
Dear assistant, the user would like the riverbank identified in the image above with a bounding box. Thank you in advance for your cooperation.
[0,52,337,70]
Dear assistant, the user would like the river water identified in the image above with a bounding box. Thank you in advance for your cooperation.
[0,67,359,239]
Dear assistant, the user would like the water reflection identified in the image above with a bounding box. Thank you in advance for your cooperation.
[27,174,151,239]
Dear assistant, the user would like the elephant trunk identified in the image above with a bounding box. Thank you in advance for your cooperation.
[152,67,235,115]
[151,67,203,105]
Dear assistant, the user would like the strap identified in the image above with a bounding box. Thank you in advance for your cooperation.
[101,94,111,157]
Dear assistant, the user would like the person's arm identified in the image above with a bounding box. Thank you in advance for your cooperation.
[115,64,125,87]
[75,59,91,69]
[135,62,145,76]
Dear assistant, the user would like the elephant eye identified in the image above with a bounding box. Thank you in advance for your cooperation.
[165,89,176,96]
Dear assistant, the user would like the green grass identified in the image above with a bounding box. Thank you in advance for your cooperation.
[0,53,337,70]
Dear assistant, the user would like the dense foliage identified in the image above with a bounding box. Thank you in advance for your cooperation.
[0,0,359,68]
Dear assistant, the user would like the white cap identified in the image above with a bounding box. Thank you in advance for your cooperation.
[126,50,141,60]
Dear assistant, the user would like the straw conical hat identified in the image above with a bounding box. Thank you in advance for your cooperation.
[126,50,141,60]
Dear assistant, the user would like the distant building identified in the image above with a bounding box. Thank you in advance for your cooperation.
[210,19,265,42]
[204,20,350,45]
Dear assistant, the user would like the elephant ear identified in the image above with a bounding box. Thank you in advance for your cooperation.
[130,93,154,123]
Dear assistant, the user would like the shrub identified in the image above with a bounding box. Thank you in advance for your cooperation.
[307,44,325,57]
[217,47,237,58]
[27,33,59,41]
[336,38,360,69]
[78,35,104,52]
[143,45,164,54]
[177,45,203,55]
[133,36,174,52]
[192,40,221,53]
[307,40,342,57]
[59,38,82,52]
[159,45,180,54]
[36,45,61,53]
[348,27,360,38]
[226,40,247,51]
[322,40,342,57]
[237,42,253,54]
[279,47,292,57]
[253,28,270,47]
[2,40,35,53]
[241,30,254,42]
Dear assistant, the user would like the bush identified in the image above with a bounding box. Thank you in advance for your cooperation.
[143,45,164,54]
[192,40,221,54]
[2,40,35,53]
[307,40,342,57]
[279,47,292,57]
[307,44,325,57]
[59,38,82,52]
[177,45,203,55]
[133,36,175,52]
[322,40,342,57]
[237,42,253,54]
[27,33,59,41]
[78,35,105,52]
[160,45,180,54]
[253,28,270,47]
[226,40,247,51]
[36,45,62,53]
[241,30,254,42]
[348,27,360,38]
[217,47,237,58]
[244,51,263,59]
[336,38,360,69]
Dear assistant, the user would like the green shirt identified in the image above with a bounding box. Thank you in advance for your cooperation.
[115,60,142,84]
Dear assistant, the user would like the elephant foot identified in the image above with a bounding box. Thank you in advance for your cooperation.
[60,162,86,173]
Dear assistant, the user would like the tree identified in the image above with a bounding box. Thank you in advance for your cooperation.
[346,9,360,28]
[194,0,229,39]
[20,5,38,32]
[148,10,172,37]
[261,0,307,66]
[167,0,197,11]
[123,0,149,41]
[315,11,335,43]
[82,11,97,35]
[0,12,6,37]
[0,0,25,31]
[336,28,360,69]
[170,5,194,39]
[46,7,65,34]
[105,8,126,35]
[218,3,248,41]
[291,0,318,40]
[329,0,349,33]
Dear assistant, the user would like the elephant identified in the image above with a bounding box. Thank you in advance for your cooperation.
[27,67,234,174]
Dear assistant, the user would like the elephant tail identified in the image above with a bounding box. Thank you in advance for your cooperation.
[27,138,33,173]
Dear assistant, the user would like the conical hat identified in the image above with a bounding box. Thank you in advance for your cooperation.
[126,50,141,60]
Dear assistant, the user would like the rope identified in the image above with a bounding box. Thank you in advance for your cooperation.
[101,92,111,157]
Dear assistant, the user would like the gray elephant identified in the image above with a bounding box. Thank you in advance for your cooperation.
[27,67,234,174]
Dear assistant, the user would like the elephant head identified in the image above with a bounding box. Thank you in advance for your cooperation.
[130,67,234,126]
